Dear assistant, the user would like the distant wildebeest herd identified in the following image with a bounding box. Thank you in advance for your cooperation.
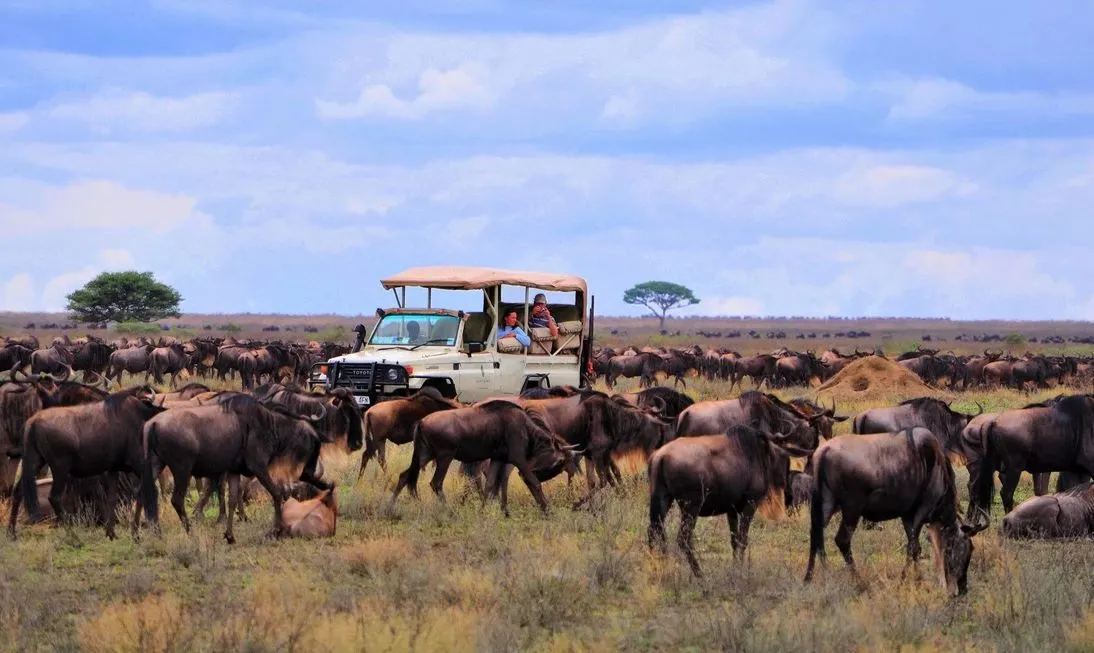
[589,343,1094,393]
[3,333,1094,599]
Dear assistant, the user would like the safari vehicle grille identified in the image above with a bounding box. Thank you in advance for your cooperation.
[328,363,406,392]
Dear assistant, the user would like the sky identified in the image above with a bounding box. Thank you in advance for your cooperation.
[1,0,1093,321]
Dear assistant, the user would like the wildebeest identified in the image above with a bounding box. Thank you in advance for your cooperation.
[853,397,983,456]
[389,400,581,516]
[1001,482,1094,539]
[729,354,777,391]
[356,387,462,477]
[282,487,338,538]
[520,384,580,399]
[252,383,364,453]
[647,423,814,576]
[786,470,813,515]
[148,343,191,389]
[675,391,827,450]
[106,345,155,382]
[788,397,849,440]
[136,394,332,543]
[30,344,75,378]
[605,352,663,389]
[0,343,33,374]
[71,341,114,383]
[617,386,695,421]
[973,394,1094,516]
[803,428,989,596]
[7,385,165,540]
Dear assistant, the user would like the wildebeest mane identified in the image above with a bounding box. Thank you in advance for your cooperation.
[101,385,155,417]
[1051,394,1094,451]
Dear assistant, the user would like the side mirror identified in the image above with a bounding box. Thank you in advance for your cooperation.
[467,343,486,354]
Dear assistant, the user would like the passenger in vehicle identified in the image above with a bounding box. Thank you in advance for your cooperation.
[498,308,531,347]
[529,293,559,338]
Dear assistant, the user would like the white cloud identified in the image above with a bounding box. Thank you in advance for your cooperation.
[2,273,36,312]
[46,88,236,132]
[35,249,137,312]
[693,295,766,317]
[830,164,978,207]
[882,77,1094,123]
[316,63,496,120]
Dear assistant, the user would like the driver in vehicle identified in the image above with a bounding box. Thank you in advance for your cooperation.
[406,320,423,344]
[498,308,531,347]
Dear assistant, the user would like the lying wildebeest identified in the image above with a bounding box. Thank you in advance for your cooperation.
[282,487,338,538]
[136,394,331,543]
[647,423,814,576]
[853,396,983,455]
[520,384,580,399]
[1001,481,1094,539]
[7,385,164,540]
[804,428,989,596]
[973,394,1094,517]
[389,400,581,516]
[357,387,462,478]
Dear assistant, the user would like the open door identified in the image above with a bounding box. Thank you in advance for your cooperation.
[580,295,595,388]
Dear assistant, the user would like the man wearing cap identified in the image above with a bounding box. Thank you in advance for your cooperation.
[529,293,559,338]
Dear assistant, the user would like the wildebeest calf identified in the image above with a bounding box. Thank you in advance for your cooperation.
[1001,481,1094,539]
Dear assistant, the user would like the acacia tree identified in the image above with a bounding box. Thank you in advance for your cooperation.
[65,271,183,324]
[623,281,699,332]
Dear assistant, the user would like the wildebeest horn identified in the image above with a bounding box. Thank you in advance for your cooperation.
[53,365,72,382]
[11,367,35,383]
[974,402,983,416]
[645,395,666,415]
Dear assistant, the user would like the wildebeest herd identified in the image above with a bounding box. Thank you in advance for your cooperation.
[3,333,1094,600]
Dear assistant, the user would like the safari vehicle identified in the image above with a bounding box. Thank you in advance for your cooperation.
[312,266,594,409]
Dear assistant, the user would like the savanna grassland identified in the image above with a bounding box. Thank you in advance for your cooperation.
[3,370,1094,653]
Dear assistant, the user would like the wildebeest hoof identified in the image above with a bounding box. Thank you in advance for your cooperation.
[224,532,236,545]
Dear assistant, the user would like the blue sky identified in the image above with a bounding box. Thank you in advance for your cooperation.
[1,0,1093,320]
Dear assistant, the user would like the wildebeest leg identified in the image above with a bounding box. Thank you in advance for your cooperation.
[834,507,863,579]
[732,504,757,563]
[647,488,672,554]
[514,461,551,516]
[1032,472,1051,496]
[900,516,924,582]
[250,466,287,537]
[7,474,25,538]
[999,466,1023,514]
[170,468,194,534]
[677,510,701,577]
[224,474,241,544]
[101,472,120,540]
[429,456,453,504]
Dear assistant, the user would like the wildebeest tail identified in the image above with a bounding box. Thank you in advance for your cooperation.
[140,422,160,522]
[808,448,829,560]
[403,422,424,489]
[646,452,671,544]
[852,412,865,435]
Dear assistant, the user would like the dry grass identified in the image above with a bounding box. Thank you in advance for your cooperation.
[1,374,1093,652]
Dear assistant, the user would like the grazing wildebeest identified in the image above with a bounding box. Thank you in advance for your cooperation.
[605,352,663,389]
[1001,482,1094,539]
[729,354,777,391]
[389,400,581,516]
[973,394,1094,516]
[356,387,462,477]
[252,384,364,453]
[786,470,813,515]
[148,343,191,389]
[803,428,989,596]
[7,385,165,540]
[853,397,983,455]
[647,423,815,576]
[106,345,155,382]
[71,341,114,383]
[136,394,331,543]
[675,391,826,450]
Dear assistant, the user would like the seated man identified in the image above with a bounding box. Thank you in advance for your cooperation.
[497,308,531,347]
[406,320,423,344]
[529,293,559,338]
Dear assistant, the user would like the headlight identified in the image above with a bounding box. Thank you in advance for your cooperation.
[387,368,401,382]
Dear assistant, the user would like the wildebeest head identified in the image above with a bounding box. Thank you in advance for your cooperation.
[789,397,850,440]
[930,509,989,596]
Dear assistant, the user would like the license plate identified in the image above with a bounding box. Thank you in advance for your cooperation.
[354,395,371,406]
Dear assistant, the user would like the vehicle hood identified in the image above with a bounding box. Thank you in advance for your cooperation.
[328,347,458,366]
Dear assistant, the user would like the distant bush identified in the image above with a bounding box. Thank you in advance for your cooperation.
[1005,332,1027,347]
[114,322,162,335]
[316,325,348,343]
[220,323,242,334]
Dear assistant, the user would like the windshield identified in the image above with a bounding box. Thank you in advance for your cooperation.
[368,314,461,347]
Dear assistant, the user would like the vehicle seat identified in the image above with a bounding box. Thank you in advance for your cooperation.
[462,312,492,344]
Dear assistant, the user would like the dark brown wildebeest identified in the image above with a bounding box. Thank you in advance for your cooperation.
[519,384,580,399]
[773,352,824,388]
[136,394,331,543]
[1001,482,1094,539]
[788,397,849,440]
[7,385,164,540]
[804,428,989,596]
[30,344,75,377]
[71,341,114,383]
[605,352,663,389]
[106,344,155,383]
[617,386,695,421]
[356,387,462,478]
[786,470,813,515]
[973,394,1094,517]
[148,343,191,389]
[647,423,815,576]
[389,400,581,516]
[251,384,364,453]
[853,397,983,456]
[729,354,776,391]
[674,391,825,450]
[0,343,33,375]
[658,346,702,389]
[183,338,221,378]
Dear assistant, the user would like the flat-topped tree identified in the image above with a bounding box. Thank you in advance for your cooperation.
[65,271,183,324]
[623,281,699,332]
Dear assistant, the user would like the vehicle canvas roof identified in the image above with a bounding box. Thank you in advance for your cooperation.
[380,266,588,294]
